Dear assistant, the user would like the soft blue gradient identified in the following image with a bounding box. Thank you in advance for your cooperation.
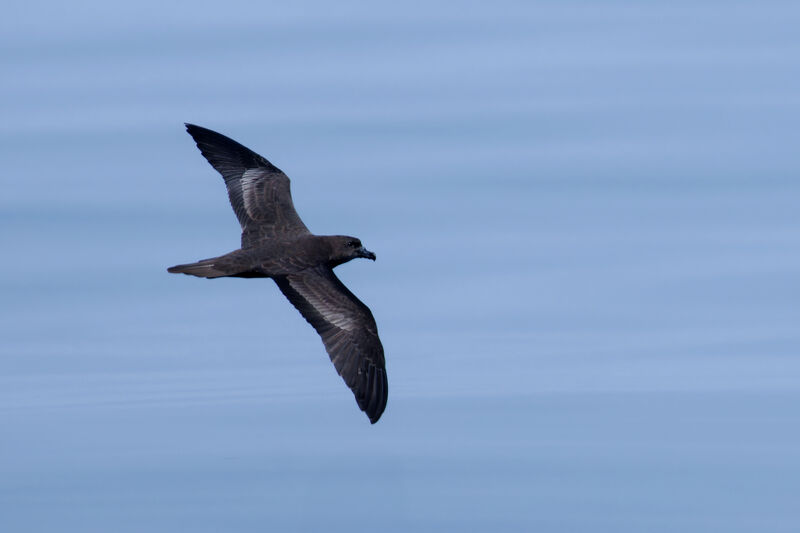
[2,1,800,531]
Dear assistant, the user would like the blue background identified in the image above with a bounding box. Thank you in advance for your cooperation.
[2,1,800,531]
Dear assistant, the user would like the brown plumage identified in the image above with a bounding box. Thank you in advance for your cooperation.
[168,124,387,424]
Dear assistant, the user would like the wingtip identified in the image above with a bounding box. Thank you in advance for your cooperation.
[182,123,281,175]
[364,368,388,424]
[184,123,202,135]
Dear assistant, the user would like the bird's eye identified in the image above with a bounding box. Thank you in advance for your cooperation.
[347,240,359,248]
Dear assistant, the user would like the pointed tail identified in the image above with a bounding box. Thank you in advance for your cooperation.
[167,258,229,278]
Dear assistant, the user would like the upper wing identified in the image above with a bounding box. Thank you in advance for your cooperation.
[274,266,388,424]
[185,124,310,247]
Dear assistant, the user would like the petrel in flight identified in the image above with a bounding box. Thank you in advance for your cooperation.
[168,124,387,423]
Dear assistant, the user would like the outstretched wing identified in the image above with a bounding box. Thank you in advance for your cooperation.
[274,266,388,424]
[185,124,310,247]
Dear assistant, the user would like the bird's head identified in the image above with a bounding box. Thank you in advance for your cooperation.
[328,236,376,266]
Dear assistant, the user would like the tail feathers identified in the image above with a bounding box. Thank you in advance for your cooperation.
[167,258,229,278]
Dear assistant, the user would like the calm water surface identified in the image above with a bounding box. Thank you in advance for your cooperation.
[2,2,800,531]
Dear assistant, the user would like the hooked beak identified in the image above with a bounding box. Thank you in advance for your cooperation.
[358,247,377,261]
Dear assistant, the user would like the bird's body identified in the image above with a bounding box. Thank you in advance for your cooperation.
[169,234,357,278]
[169,124,387,423]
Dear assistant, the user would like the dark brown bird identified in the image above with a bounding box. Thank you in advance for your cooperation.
[168,124,387,423]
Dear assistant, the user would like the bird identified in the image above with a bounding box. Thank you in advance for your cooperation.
[168,124,387,423]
